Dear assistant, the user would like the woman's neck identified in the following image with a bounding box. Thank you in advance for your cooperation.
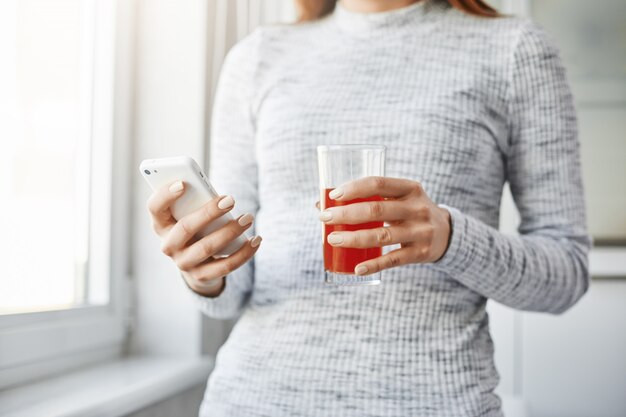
[339,0,421,13]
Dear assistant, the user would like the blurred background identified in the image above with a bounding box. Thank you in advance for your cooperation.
[0,0,624,416]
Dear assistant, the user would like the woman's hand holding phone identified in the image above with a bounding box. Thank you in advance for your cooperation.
[146,180,262,297]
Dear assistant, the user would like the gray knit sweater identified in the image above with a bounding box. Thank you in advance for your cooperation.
[196,2,590,416]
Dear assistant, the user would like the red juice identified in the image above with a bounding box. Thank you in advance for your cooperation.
[322,188,383,274]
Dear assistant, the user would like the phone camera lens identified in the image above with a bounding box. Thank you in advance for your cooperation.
[144,169,151,175]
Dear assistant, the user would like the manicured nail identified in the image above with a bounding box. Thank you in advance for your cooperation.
[238,213,254,227]
[250,236,262,247]
[319,210,333,222]
[355,265,368,275]
[218,195,234,209]
[329,187,344,199]
[327,233,343,245]
[169,181,183,193]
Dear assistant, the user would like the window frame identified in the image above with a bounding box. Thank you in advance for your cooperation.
[0,0,132,390]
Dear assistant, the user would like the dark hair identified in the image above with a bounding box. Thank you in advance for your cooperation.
[295,0,499,21]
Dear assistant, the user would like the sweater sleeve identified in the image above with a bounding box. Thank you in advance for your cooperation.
[189,31,261,320]
[434,21,591,314]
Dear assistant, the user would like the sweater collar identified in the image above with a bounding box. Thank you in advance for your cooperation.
[332,1,430,36]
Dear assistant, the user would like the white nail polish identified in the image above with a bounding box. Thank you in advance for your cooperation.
[327,233,343,245]
[169,181,183,193]
[250,236,262,247]
[329,187,344,199]
[319,211,333,221]
[218,195,234,209]
[238,213,254,227]
[355,265,368,275]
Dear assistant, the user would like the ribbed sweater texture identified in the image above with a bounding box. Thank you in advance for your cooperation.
[194,2,590,416]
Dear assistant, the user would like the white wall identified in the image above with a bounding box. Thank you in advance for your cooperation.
[128,0,296,358]
[495,187,626,417]
[130,0,208,356]
[523,281,626,417]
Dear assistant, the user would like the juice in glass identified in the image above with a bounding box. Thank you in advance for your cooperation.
[317,144,386,285]
[322,189,383,274]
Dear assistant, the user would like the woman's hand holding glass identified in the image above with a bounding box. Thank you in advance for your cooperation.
[319,176,452,276]
[146,181,261,297]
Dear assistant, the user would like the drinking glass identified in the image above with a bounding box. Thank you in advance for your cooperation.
[317,144,386,285]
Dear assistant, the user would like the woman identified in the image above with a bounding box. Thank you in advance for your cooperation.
[147,0,590,415]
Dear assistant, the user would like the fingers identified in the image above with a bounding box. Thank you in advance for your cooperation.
[319,199,413,225]
[161,195,235,254]
[146,180,185,234]
[329,176,420,201]
[186,236,262,284]
[353,247,422,276]
[173,214,254,270]
[326,224,428,248]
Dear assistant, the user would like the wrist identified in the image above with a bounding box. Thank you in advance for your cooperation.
[181,272,226,298]
[433,205,452,262]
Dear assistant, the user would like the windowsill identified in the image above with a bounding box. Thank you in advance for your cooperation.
[590,247,626,279]
[0,355,213,417]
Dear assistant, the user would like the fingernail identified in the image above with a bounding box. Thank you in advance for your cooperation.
[329,187,344,199]
[250,236,262,247]
[218,195,234,209]
[169,181,183,193]
[355,265,368,275]
[319,210,333,222]
[238,213,254,227]
[327,233,343,245]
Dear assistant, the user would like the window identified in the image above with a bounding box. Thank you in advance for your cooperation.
[0,0,127,389]
[0,0,103,314]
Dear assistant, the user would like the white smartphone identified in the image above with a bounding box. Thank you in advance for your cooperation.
[139,156,248,257]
